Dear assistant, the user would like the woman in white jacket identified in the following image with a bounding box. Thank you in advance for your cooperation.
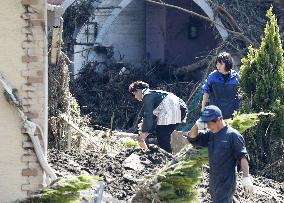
[129,81,187,153]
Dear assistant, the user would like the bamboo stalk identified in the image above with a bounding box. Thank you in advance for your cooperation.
[59,114,90,139]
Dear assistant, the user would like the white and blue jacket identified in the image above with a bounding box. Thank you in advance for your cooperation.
[141,89,187,133]
[202,70,240,119]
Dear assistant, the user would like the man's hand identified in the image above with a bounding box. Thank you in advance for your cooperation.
[187,124,199,139]
[240,157,253,195]
[138,132,149,142]
[242,176,253,195]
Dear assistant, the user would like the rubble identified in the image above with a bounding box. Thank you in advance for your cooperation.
[131,145,284,203]
[48,136,284,203]
[48,141,173,201]
[199,168,284,203]
[71,61,200,130]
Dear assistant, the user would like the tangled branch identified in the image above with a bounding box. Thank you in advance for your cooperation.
[145,0,254,45]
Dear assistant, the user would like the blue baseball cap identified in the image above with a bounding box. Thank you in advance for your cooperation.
[198,105,223,122]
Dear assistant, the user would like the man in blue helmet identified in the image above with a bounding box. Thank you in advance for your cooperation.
[187,105,253,203]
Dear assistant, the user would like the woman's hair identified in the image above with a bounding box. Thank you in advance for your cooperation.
[215,52,234,71]
[128,81,149,93]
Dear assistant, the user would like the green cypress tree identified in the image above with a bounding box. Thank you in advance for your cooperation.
[239,7,284,181]
[239,7,284,111]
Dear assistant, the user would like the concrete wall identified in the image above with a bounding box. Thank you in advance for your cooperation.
[145,3,166,62]
[0,0,47,201]
[104,0,145,65]
[145,0,218,66]
[74,0,145,74]
[74,0,221,72]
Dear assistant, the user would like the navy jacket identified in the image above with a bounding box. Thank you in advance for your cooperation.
[189,126,248,175]
[202,70,239,119]
[141,90,166,133]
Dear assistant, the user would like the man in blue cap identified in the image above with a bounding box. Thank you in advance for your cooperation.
[187,105,253,203]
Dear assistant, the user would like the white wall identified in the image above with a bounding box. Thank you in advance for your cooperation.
[102,0,145,64]
[74,0,145,74]
[0,0,47,201]
[0,1,30,201]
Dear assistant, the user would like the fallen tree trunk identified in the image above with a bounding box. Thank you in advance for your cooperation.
[130,145,208,203]
[174,58,209,74]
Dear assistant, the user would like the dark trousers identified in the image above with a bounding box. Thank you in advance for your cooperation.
[209,173,237,203]
[155,124,177,153]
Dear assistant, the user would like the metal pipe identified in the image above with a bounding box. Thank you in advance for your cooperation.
[95,181,105,203]
[0,72,58,183]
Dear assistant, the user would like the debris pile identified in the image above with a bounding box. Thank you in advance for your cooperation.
[71,61,200,130]
[199,169,284,203]
[132,145,284,203]
[48,141,172,201]
[49,137,284,203]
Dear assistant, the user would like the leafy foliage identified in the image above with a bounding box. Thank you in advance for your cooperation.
[227,112,274,134]
[63,0,97,54]
[157,148,208,202]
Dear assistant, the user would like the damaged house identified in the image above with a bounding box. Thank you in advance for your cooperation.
[71,0,284,76]
[73,0,230,75]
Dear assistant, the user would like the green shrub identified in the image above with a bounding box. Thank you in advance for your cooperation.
[238,7,284,181]
[122,139,139,149]
[228,112,273,134]
[239,7,284,111]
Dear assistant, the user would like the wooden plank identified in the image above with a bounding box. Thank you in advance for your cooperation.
[51,27,61,64]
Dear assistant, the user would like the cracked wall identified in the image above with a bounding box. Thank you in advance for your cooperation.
[0,0,48,201]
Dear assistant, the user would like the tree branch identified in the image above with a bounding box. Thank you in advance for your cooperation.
[174,58,210,74]
[145,0,253,45]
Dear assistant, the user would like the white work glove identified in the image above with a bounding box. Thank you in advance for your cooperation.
[138,122,142,131]
[242,176,254,195]
[195,121,207,130]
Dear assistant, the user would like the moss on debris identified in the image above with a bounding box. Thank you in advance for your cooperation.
[122,139,139,149]
[23,175,101,203]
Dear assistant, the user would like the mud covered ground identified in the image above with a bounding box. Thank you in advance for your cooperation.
[198,167,284,203]
[48,133,284,203]
[48,144,172,201]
